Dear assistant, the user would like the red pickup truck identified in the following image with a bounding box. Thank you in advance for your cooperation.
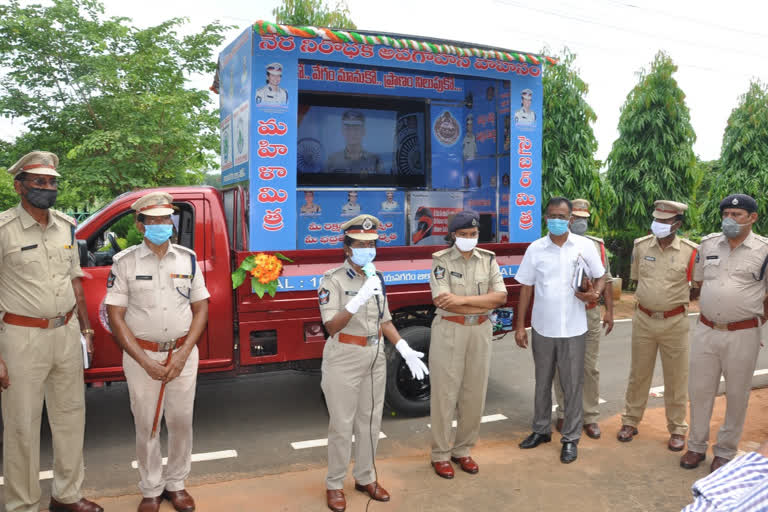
[76,185,528,415]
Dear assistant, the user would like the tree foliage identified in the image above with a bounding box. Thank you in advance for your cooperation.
[272,0,356,29]
[702,81,768,234]
[541,48,615,230]
[605,51,696,283]
[0,0,228,209]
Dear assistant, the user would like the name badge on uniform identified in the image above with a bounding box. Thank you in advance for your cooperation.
[644,256,656,261]
[21,244,38,251]
[434,266,445,280]
[135,275,153,280]
[318,288,330,305]
[450,271,463,278]
[706,255,719,260]
[345,291,358,296]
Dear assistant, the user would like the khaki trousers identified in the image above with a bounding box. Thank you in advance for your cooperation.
[321,339,385,490]
[0,319,85,512]
[621,308,689,435]
[554,306,601,424]
[123,345,198,498]
[687,320,761,459]
[429,316,492,462]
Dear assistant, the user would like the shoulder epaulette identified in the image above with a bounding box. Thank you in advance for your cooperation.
[51,209,77,226]
[432,247,452,258]
[0,208,18,229]
[680,238,699,249]
[172,243,196,255]
[752,233,768,245]
[585,234,604,243]
[634,234,654,245]
[322,265,345,278]
[474,247,497,259]
[112,244,141,264]
[700,232,722,243]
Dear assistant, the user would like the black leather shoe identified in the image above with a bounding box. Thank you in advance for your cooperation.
[519,432,552,449]
[560,442,578,463]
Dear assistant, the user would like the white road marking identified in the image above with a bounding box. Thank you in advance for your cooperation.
[130,449,238,469]
[0,470,53,486]
[291,433,387,450]
[650,369,768,397]
[427,413,508,429]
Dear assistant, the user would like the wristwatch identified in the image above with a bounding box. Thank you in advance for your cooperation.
[81,328,95,335]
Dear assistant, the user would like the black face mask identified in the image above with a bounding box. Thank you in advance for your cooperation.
[23,185,58,209]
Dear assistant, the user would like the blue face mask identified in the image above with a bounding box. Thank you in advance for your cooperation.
[144,224,174,245]
[350,247,376,267]
[547,218,570,236]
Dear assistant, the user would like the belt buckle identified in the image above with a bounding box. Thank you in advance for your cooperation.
[50,315,66,328]
[713,323,729,331]
[651,311,665,320]
[366,335,379,346]
[464,315,479,325]
[158,340,174,351]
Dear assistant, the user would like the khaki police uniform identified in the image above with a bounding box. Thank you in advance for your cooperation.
[0,152,94,512]
[319,262,390,489]
[326,148,382,174]
[104,195,209,498]
[622,231,698,435]
[429,245,506,462]
[688,230,768,459]
[555,234,611,425]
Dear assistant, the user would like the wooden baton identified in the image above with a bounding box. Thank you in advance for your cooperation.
[150,346,175,439]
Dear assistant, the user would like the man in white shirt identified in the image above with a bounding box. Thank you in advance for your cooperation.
[514,197,607,464]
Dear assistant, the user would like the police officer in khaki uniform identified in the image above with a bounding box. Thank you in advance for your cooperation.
[106,192,209,512]
[681,194,768,473]
[618,200,698,452]
[429,211,507,479]
[553,199,614,439]
[319,214,427,512]
[0,151,103,512]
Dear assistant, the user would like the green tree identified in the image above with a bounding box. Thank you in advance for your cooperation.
[702,81,768,234]
[688,158,720,237]
[605,51,697,284]
[0,0,228,207]
[541,48,615,230]
[272,0,356,29]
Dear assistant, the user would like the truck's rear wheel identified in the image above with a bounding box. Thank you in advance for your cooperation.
[385,325,431,417]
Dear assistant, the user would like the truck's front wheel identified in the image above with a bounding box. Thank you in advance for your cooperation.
[385,325,431,417]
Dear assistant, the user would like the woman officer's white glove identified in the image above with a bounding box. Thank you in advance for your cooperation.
[395,339,429,380]
[345,275,382,314]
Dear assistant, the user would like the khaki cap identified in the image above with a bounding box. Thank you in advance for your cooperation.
[652,200,688,219]
[7,151,60,177]
[341,214,381,241]
[572,198,591,218]
[131,191,175,217]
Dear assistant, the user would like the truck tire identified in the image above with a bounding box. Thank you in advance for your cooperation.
[385,325,431,417]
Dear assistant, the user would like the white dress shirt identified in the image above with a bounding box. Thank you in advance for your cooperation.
[515,232,605,338]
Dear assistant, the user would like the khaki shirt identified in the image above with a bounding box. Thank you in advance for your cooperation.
[104,242,210,342]
[429,245,506,317]
[318,260,392,339]
[0,204,83,318]
[631,234,698,311]
[695,231,768,323]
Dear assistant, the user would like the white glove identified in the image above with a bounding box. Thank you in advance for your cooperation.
[345,276,382,314]
[395,339,429,380]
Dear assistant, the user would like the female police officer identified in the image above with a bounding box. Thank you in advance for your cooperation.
[318,214,428,512]
[429,211,507,479]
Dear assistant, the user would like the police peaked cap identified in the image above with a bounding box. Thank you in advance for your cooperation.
[341,214,381,241]
[720,194,757,214]
[448,211,480,233]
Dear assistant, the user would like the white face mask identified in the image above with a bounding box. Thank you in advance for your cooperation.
[651,220,675,239]
[455,236,478,252]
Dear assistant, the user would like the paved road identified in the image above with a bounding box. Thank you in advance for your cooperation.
[2,315,768,506]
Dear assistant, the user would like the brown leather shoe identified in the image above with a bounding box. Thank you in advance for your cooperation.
[555,418,564,433]
[432,460,455,479]
[451,456,479,474]
[354,481,390,501]
[326,489,346,512]
[162,489,195,512]
[617,425,638,442]
[680,450,706,469]
[137,497,163,512]
[710,456,731,473]
[584,423,601,439]
[668,434,686,452]
[49,498,104,512]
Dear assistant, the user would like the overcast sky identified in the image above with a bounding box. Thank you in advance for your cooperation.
[2,0,767,164]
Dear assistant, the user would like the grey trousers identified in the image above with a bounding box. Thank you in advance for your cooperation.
[531,328,586,443]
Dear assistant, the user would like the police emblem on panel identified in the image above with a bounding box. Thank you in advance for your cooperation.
[433,111,460,146]
[255,62,288,107]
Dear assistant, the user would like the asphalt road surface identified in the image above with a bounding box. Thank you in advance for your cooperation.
[2,314,768,507]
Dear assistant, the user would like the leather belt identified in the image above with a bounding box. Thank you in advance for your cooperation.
[638,304,686,319]
[338,331,381,347]
[700,314,760,332]
[586,302,598,310]
[442,315,489,326]
[135,336,186,352]
[2,308,75,329]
